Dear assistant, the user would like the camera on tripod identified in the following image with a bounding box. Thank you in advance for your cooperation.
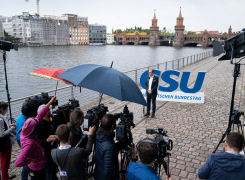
[146,127,173,177]
[115,105,135,142]
[83,104,108,131]
[232,109,244,122]
[146,127,173,158]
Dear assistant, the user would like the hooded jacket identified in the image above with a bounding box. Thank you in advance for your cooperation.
[93,127,119,180]
[198,151,245,180]
[15,105,49,171]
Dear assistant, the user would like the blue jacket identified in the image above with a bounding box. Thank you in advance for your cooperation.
[93,127,119,180]
[145,75,159,96]
[127,161,160,180]
[16,113,26,141]
[198,151,245,180]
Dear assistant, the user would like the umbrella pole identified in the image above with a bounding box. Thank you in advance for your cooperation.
[98,93,103,106]
[55,81,58,97]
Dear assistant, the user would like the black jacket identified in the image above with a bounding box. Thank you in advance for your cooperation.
[93,127,119,180]
[70,126,88,148]
[37,119,56,157]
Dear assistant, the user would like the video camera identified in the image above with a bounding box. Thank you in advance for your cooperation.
[83,104,108,131]
[0,40,18,51]
[232,109,244,123]
[115,105,135,142]
[146,127,173,158]
[146,127,173,178]
[21,92,58,118]
[51,98,80,130]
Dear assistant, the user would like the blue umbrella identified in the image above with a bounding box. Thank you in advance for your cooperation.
[57,64,147,106]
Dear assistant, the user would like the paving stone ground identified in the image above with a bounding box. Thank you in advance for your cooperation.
[4,55,245,180]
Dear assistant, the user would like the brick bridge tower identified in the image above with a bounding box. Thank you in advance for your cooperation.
[173,7,185,47]
[149,10,159,46]
[228,25,232,38]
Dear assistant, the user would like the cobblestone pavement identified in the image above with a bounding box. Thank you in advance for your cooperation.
[5,55,245,180]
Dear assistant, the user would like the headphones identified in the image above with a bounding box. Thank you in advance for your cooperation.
[137,139,159,159]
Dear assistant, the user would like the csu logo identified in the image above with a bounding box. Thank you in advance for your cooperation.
[140,69,206,94]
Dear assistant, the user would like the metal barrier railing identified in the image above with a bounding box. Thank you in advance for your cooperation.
[6,50,213,122]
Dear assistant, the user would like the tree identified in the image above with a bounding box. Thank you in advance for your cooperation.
[223,32,227,35]
[4,30,16,41]
[187,31,196,35]
[113,29,123,34]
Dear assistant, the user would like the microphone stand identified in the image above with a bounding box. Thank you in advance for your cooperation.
[3,51,14,123]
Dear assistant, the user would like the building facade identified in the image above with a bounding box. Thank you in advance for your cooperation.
[42,15,69,45]
[3,12,69,45]
[63,14,89,45]
[89,23,107,45]
[106,33,114,44]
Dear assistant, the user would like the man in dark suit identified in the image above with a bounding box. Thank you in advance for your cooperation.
[144,69,159,118]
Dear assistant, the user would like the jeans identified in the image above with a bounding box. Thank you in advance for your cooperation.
[147,93,157,114]
[17,140,29,180]
[27,167,45,180]
[45,156,58,180]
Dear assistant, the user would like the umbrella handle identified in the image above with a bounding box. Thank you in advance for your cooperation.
[55,81,58,96]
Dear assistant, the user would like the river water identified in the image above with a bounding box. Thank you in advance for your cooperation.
[0,45,211,101]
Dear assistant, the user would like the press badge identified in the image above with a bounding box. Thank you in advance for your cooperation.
[59,171,67,176]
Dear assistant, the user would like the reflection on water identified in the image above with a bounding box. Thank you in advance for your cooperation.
[0,45,211,100]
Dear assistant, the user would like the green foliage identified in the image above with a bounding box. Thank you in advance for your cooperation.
[223,32,227,35]
[4,30,16,41]
[158,31,174,35]
[187,31,196,35]
[113,29,123,34]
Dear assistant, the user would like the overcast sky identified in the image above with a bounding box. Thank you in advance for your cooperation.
[1,0,244,33]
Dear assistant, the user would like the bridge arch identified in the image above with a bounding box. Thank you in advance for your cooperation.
[141,42,149,45]
[126,42,134,45]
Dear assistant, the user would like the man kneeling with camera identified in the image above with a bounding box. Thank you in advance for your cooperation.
[127,138,162,180]
[51,124,96,180]
[198,132,245,180]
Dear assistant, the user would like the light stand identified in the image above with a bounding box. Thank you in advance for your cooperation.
[213,45,245,153]
[3,51,14,123]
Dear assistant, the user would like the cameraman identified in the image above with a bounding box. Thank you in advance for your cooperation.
[198,132,245,180]
[51,124,96,180]
[93,114,119,180]
[127,138,167,180]
[15,97,56,180]
[67,109,87,148]
[36,104,58,180]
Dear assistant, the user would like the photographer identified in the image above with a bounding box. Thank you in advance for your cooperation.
[67,109,87,148]
[0,101,16,180]
[93,114,119,180]
[15,112,28,180]
[51,124,96,180]
[36,104,58,180]
[127,138,162,180]
[198,132,245,180]
[15,97,56,180]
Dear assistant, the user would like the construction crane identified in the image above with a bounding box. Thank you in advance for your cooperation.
[25,0,40,15]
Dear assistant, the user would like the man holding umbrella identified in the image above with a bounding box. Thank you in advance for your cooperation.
[144,69,159,118]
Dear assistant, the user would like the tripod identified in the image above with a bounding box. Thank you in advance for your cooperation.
[213,57,244,153]
[2,51,14,123]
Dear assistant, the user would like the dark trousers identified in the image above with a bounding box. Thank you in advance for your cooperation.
[0,145,11,180]
[45,156,58,180]
[147,93,157,114]
[28,167,46,180]
[17,140,29,180]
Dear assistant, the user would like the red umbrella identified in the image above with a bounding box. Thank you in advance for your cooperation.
[29,68,74,85]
